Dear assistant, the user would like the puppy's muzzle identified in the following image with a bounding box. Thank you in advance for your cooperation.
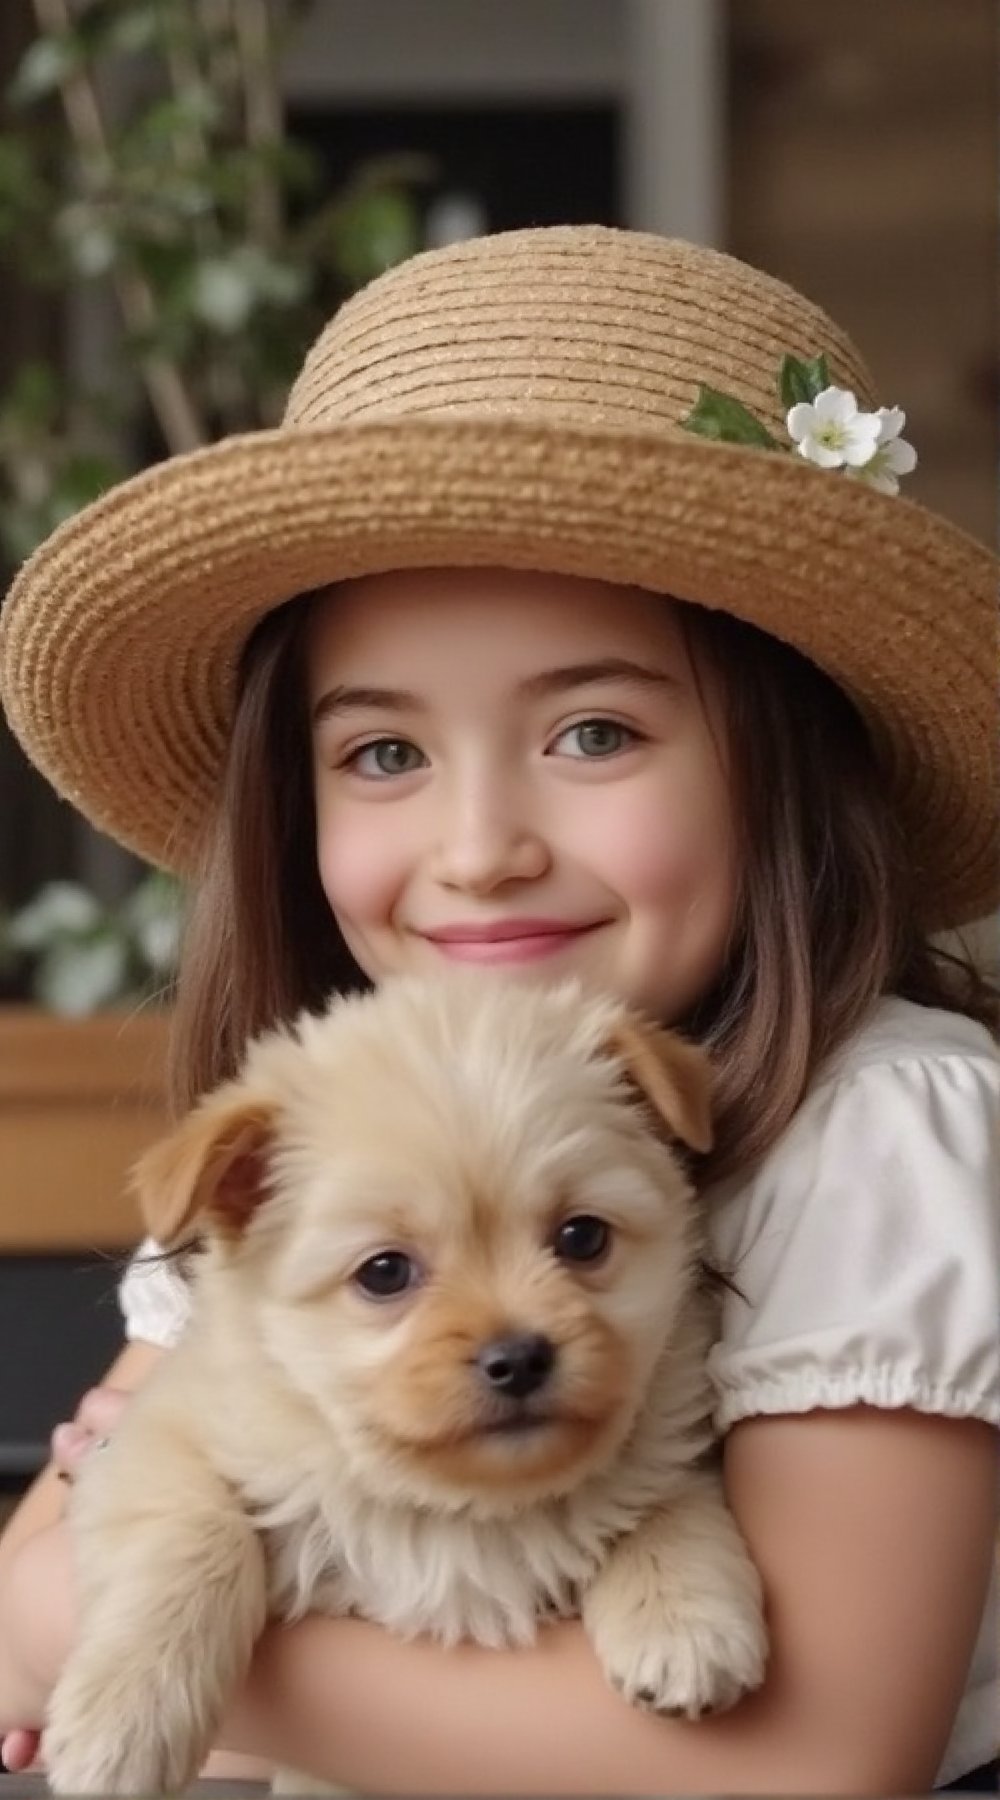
[475,1332,556,1401]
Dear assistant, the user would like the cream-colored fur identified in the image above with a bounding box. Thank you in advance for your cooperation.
[45,975,767,1795]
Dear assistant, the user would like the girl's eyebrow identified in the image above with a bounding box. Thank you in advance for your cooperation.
[312,684,425,724]
[519,658,681,698]
[312,659,678,725]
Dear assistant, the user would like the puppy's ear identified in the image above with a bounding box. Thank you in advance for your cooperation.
[132,1086,277,1247]
[606,1020,713,1154]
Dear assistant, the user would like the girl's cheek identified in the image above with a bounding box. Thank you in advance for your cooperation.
[577,784,733,907]
[315,802,408,931]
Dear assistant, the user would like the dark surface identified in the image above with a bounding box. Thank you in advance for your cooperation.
[0,1254,128,1481]
[292,99,621,234]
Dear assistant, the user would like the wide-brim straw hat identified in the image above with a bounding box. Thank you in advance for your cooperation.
[1,225,996,928]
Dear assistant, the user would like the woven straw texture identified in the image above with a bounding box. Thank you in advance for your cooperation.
[0,225,996,928]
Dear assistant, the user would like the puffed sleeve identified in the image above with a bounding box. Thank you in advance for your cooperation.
[118,1236,193,1348]
[708,1044,1000,1433]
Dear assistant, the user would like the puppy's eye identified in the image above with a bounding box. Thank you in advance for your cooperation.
[352,1251,420,1298]
[553,1215,611,1265]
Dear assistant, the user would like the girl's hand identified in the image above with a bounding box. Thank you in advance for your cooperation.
[1,1726,41,1772]
[0,1387,132,1772]
[50,1384,132,1480]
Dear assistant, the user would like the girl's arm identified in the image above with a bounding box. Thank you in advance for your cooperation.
[0,1343,272,1783]
[0,1339,166,1726]
[219,1407,996,1796]
[0,1341,166,1568]
[6,1403,994,1792]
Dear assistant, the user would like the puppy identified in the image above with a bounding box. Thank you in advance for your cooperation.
[45,975,766,1795]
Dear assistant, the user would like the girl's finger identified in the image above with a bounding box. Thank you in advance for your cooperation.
[50,1419,92,1474]
[1,1728,42,1772]
[74,1385,130,1438]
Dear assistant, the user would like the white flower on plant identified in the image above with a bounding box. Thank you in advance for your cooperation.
[845,406,918,496]
[786,386,882,469]
[684,354,918,497]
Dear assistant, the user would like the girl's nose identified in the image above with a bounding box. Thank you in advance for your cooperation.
[432,793,550,894]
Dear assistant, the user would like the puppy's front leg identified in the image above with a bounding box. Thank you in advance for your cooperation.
[582,1467,767,1719]
[45,1420,267,1796]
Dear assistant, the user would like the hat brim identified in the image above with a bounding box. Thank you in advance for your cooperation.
[1,413,996,929]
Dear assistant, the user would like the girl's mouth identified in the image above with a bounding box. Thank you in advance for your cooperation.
[420,922,605,965]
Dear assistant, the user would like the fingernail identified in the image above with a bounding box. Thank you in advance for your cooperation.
[52,1422,85,1456]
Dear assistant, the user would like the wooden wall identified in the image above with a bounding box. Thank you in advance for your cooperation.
[727,0,996,547]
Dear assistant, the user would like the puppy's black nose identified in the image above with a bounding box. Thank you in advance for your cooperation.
[476,1332,556,1399]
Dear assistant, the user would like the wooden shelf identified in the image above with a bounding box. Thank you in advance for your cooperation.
[0,1008,171,1252]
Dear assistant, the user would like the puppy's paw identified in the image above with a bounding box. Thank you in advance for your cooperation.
[584,1582,768,1720]
[45,1652,207,1795]
[591,1604,766,1718]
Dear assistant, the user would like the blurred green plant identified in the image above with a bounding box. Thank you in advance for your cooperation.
[0,0,431,562]
[0,871,182,1013]
[0,0,433,1009]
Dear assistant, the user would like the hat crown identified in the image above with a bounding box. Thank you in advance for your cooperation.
[284,225,877,440]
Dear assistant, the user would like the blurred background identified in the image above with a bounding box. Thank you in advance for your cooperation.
[0,0,996,1493]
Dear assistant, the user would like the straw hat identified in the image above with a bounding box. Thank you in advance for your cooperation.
[0,225,995,928]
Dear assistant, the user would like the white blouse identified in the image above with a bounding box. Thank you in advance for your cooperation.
[120,994,1000,1784]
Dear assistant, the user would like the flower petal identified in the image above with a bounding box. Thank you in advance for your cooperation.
[786,401,817,442]
[849,464,900,496]
[841,418,883,465]
[798,437,845,468]
[813,386,857,425]
[876,406,906,442]
[883,436,918,475]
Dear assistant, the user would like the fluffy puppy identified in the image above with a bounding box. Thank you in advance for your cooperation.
[45,975,766,1795]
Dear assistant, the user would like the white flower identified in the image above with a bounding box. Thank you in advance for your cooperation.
[845,406,918,496]
[786,386,882,469]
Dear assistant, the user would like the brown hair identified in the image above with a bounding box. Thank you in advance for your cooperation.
[168,589,998,1188]
[678,609,997,1182]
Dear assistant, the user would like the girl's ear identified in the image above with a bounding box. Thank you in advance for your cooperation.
[606,1019,714,1154]
[131,1086,278,1247]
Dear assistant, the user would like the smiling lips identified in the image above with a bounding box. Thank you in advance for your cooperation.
[421,919,606,965]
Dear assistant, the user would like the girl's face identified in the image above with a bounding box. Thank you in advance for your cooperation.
[307,568,737,1023]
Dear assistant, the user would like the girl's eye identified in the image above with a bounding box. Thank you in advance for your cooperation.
[553,1215,612,1265]
[552,719,637,759]
[352,1251,421,1298]
[344,738,426,778]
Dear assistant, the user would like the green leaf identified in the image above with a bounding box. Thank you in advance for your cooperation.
[189,254,256,332]
[104,3,164,59]
[56,203,118,277]
[119,872,183,976]
[8,34,83,108]
[681,386,782,451]
[5,881,102,952]
[0,138,42,204]
[0,361,62,432]
[778,353,831,411]
[50,452,125,521]
[128,89,224,152]
[35,933,129,1015]
[322,188,423,291]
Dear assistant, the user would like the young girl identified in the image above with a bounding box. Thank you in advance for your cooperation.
[0,225,997,1794]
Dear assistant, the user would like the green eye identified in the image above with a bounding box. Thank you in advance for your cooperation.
[556,720,636,758]
[553,1215,612,1264]
[353,1251,420,1297]
[350,739,425,777]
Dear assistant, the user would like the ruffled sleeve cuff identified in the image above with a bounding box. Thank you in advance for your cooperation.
[708,1033,1000,1434]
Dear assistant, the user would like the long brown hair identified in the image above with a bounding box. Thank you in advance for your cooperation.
[169,588,997,1187]
[678,608,997,1182]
